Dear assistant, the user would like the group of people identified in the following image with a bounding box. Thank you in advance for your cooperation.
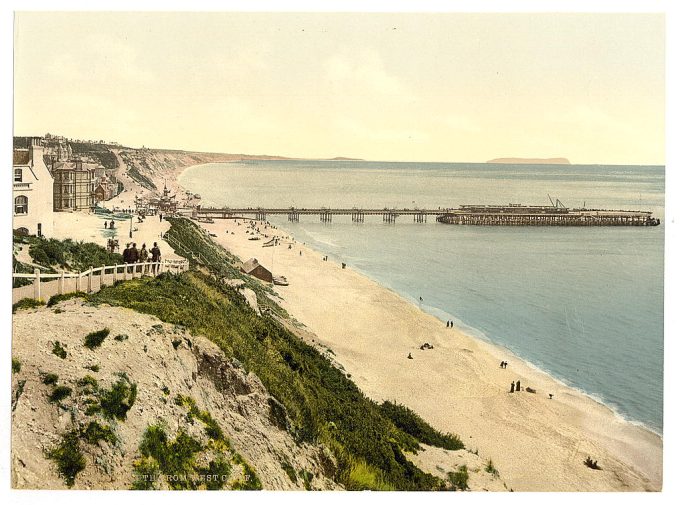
[510,380,521,393]
[445,320,455,328]
[103,220,116,229]
[499,360,509,369]
[121,242,162,274]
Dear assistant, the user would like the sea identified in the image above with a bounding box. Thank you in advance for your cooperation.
[179,160,665,434]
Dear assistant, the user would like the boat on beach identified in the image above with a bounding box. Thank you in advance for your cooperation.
[273,275,288,286]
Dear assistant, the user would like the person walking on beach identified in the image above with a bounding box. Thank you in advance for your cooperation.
[447,321,450,328]
[139,243,149,274]
[151,242,161,274]
[515,379,521,392]
[104,221,108,229]
[510,381,515,393]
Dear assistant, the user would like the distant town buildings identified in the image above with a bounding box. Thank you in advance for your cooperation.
[12,134,128,236]
[51,160,97,211]
[12,137,54,237]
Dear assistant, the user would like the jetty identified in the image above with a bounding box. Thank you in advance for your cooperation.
[187,204,660,226]
[436,204,660,226]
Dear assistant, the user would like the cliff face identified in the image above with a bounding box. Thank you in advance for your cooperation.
[486,157,571,165]
[11,299,339,490]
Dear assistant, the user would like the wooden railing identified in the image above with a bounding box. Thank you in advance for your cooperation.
[12,258,190,303]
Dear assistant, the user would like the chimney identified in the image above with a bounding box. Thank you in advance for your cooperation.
[28,137,44,166]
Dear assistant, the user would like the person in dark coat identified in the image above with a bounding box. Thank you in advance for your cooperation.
[515,380,521,392]
[129,243,139,273]
[510,381,515,393]
[122,243,131,264]
[150,242,161,274]
[139,243,149,274]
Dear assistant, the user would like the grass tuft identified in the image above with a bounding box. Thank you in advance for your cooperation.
[42,373,59,385]
[46,430,86,488]
[47,291,87,307]
[448,465,469,491]
[84,328,110,350]
[52,341,67,359]
[12,358,21,374]
[49,385,72,403]
[13,298,45,314]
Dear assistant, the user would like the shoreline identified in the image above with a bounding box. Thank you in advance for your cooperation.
[343,259,663,437]
[172,163,662,491]
[193,215,661,490]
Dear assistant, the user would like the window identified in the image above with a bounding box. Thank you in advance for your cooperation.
[14,168,22,182]
[14,195,28,214]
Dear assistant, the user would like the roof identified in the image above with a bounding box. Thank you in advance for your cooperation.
[241,258,270,274]
[13,150,30,165]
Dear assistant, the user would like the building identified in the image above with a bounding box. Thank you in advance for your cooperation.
[148,183,178,214]
[13,137,54,237]
[52,160,96,211]
[94,174,118,202]
[240,258,273,283]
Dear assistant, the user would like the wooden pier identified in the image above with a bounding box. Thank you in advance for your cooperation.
[189,207,439,223]
[186,204,660,227]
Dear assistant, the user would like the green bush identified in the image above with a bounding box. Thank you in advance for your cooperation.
[77,375,99,389]
[175,394,226,442]
[485,459,499,477]
[42,373,59,385]
[26,236,122,271]
[98,376,137,420]
[281,459,298,483]
[12,358,21,374]
[46,430,86,488]
[448,465,469,491]
[85,364,100,372]
[49,385,72,403]
[52,341,67,359]
[232,453,262,490]
[47,291,87,307]
[82,421,117,446]
[84,328,110,350]
[12,298,45,314]
[378,401,464,451]
[137,424,203,490]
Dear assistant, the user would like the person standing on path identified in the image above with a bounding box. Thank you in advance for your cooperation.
[139,243,149,274]
[129,243,139,273]
[122,243,131,267]
[151,242,161,274]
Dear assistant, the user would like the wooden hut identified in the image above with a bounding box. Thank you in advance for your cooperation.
[240,258,273,283]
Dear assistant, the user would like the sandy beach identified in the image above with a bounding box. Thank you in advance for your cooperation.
[42,158,662,491]
[192,215,662,491]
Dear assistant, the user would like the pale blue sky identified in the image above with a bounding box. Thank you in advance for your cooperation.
[14,12,665,164]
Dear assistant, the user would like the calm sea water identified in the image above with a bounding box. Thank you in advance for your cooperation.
[180,160,664,433]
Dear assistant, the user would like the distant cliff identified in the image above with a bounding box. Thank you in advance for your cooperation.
[487,157,571,165]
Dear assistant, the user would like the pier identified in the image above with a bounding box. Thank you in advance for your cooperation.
[186,204,661,227]
[189,207,439,223]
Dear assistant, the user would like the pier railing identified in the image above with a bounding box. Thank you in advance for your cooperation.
[12,258,190,304]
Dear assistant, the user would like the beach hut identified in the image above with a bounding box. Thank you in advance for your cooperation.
[240,258,273,283]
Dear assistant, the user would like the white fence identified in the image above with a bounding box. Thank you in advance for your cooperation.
[12,258,190,304]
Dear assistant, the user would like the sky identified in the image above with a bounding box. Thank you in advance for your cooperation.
[13,11,665,164]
